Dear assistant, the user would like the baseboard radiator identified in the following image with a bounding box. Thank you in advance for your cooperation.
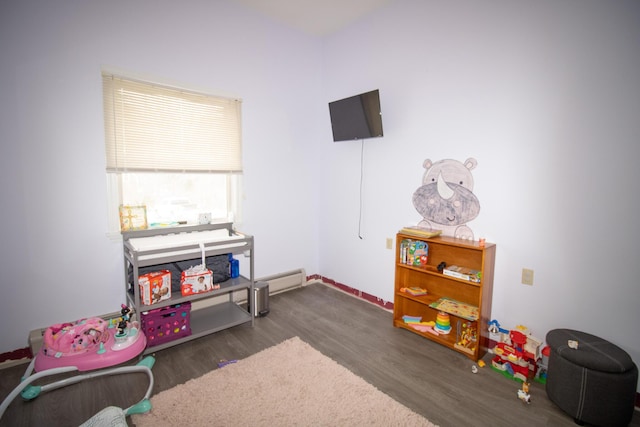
[257,268,308,295]
[193,268,307,308]
[231,267,307,304]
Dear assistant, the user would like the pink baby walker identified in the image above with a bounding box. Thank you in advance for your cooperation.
[0,305,155,425]
[34,304,147,372]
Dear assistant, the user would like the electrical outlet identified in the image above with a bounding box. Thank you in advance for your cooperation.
[521,268,534,286]
[198,213,211,224]
[386,238,393,250]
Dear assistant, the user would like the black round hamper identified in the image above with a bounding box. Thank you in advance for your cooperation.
[546,329,637,427]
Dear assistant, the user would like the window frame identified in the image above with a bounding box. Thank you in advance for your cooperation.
[102,71,243,234]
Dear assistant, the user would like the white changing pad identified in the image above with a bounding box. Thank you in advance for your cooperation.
[127,229,248,261]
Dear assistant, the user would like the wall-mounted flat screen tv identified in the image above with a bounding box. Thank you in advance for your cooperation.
[328,89,383,142]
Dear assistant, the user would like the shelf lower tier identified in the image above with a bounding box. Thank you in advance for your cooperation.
[142,301,252,355]
[395,292,479,321]
[129,276,252,312]
[393,319,480,361]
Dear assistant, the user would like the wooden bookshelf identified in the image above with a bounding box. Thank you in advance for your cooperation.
[393,233,495,361]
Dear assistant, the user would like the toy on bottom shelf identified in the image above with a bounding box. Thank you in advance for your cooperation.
[434,312,451,334]
[454,321,477,355]
[401,315,439,335]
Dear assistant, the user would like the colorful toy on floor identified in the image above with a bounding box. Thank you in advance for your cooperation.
[1,305,154,424]
[218,359,238,368]
[34,304,146,372]
[535,345,550,383]
[517,381,531,404]
[489,321,542,383]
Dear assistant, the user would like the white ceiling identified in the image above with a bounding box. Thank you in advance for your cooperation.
[230,0,393,36]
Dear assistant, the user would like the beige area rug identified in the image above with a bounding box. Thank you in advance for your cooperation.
[132,336,437,427]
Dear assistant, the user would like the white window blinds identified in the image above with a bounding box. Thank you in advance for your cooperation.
[103,73,242,173]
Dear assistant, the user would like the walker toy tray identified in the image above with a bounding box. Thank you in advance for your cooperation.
[34,320,146,372]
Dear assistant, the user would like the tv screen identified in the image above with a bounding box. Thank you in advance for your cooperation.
[329,89,383,142]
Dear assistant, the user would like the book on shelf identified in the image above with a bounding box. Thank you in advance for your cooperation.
[401,286,428,296]
[400,226,442,238]
[400,239,429,266]
[443,265,481,283]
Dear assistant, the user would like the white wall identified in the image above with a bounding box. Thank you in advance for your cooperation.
[0,0,322,353]
[1,0,639,394]
[319,0,640,390]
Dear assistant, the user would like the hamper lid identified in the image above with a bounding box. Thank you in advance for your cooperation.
[546,328,635,373]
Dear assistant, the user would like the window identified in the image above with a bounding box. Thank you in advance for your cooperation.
[102,72,243,233]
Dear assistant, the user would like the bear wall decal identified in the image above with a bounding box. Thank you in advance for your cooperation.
[412,158,480,240]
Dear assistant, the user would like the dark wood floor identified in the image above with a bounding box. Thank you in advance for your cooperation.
[1,282,638,427]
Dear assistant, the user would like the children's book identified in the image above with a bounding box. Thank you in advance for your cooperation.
[443,265,481,283]
[403,286,427,296]
[400,226,442,238]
